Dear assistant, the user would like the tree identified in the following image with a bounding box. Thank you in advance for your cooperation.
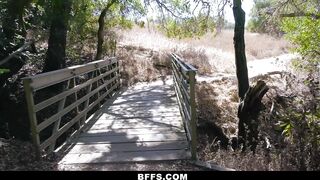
[247,0,273,33]
[67,0,97,59]
[94,0,144,60]
[232,0,249,100]
[276,0,320,71]
[43,0,72,72]
[161,14,216,39]
[95,0,117,60]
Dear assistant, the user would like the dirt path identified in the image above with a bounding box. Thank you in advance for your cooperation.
[247,53,298,78]
[197,53,298,83]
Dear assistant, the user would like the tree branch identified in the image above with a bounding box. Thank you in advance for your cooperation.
[0,40,36,66]
[154,0,181,18]
[280,12,320,19]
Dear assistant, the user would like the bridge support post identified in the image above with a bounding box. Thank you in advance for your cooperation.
[23,78,41,159]
[189,71,197,160]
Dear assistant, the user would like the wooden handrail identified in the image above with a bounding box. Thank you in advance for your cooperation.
[23,57,120,157]
[171,53,198,160]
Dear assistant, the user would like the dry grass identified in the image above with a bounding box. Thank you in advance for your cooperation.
[245,32,291,60]
[118,27,291,79]
[175,48,213,75]
[181,30,291,60]
[196,81,238,131]
[116,45,172,86]
[196,72,320,171]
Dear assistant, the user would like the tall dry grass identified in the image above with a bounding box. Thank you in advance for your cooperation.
[181,29,291,60]
[117,45,172,86]
[117,27,291,78]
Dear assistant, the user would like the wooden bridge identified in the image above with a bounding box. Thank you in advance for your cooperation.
[23,54,198,164]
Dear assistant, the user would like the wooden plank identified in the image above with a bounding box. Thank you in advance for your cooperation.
[27,58,117,91]
[89,121,183,130]
[59,149,191,164]
[114,94,176,101]
[84,127,185,136]
[111,96,177,105]
[173,59,191,81]
[67,141,189,154]
[189,71,197,160]
[105,103,178,109]
[34,67,119,112]
[39,82,119,150]
[76,133,187,144]
[94,116,181,122]
[120,91,175,97]
[103,108,180,115]
[97,111,181,120]
[107,101,178,108]
[171,54,189,77]
[174,78,192,122]
[49,79,71,152]
[37,75,119,132]
[171,53,197,72]
[172,68,190,103]
[93,118,182,127]
[90,124,183,131]
[23,79,41,158]
[122,84,173,91]
[105,105,179,111]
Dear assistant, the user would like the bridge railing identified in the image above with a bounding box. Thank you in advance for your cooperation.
[23,57,120,157]
[171,53,198,160]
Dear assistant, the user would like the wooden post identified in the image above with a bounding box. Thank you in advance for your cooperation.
[49,80,70,152]
[23,78,41,159]
[189,71,197,160]
[116,58,120,90]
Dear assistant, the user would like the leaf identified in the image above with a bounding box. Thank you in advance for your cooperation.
[0,69,10,74]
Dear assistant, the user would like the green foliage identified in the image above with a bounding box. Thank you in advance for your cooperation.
[161,14,216,39]
[0,69,10,74]
[66,0,146,60]
[276,108,299,140]
[281,16,320,70]
[247,0,281,35]
[69,0,97,43]
[247,0,270,33]
[276,97,320,147]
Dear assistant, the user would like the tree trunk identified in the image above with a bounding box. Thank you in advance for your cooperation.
[95,0,116,60]
[95,8,108,60]
[233,0,249,100]
[43,0,72,72]
[237,80,269,151]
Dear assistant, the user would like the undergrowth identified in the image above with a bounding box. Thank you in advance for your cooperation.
[197,72,320,171]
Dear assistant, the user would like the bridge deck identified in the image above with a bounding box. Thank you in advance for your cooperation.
[59,80,190,164]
